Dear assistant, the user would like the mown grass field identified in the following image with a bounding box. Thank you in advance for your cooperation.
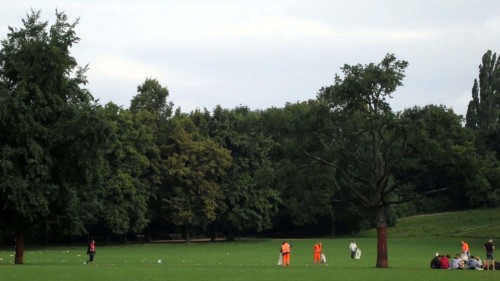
[1,208,498,281]
[358,207,500,238]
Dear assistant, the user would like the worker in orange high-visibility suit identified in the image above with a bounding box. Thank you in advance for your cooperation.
[281,241,291,266]
[461,240,470,257]
[313,243,322,263]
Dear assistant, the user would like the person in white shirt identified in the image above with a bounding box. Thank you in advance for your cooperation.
[349,241,358,259]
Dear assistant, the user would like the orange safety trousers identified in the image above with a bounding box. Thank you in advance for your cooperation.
[313,244,322,263]
[314,252,321,263]
[282,252,290,266]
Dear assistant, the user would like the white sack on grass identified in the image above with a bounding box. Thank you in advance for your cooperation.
[320,253,327,263]
[355,248,362,259]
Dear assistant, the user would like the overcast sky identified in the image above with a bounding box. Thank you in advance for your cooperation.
[2,0,499,116]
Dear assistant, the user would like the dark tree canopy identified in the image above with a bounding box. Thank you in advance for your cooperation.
[0,11,97,264]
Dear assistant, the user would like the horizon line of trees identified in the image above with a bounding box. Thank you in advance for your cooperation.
[1,11,499,267]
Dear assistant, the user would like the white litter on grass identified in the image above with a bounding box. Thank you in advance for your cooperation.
[157,259,162,264]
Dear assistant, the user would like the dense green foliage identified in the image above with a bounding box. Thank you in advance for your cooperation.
[466,50,500,132]
[1,11,499,268]
[0,11,106,263]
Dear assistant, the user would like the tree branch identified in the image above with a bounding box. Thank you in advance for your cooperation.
[383,187,449,205]
[300,148,372,187]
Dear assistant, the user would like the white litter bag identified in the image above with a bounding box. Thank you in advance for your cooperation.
[320,253,327,263]
[277,253,283,265]
[355,248,362,259]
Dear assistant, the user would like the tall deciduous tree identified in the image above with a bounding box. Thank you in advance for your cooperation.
[261,101,338,235]
[162,115,232,242]
[398,105,499,211]
[96,103,153,239]
[194,106,280,239]
[129,78,173,240]
[0,11,100,264]
[310,54,409,268]
[130,78,173,118]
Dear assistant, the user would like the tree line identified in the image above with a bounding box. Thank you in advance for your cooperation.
[1,11,499,267]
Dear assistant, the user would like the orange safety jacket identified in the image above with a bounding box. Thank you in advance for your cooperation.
[462,243,469,252]
[313,244,321,252]
[282,243,291,253]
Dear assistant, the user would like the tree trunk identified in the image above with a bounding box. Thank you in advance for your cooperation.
[14,230,25,265]
[330,212,336,236]
[209,223,216,242]
[43,219,49,247]
[375,207,388,268]
[184,226,191,244]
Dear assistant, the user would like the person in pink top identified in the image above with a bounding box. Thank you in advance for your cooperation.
[85,240,96,264]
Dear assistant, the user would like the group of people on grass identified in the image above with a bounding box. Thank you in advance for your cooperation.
[278,240,360,267]
[430,239,496,270]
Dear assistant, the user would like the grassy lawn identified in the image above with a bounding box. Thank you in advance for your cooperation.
[0,237,496,281]
[2,208,499,281]
[358,207,500,238]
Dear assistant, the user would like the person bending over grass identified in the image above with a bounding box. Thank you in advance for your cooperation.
[313,243,322,264]
[281,241,291,267]
[349,241,357,259]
